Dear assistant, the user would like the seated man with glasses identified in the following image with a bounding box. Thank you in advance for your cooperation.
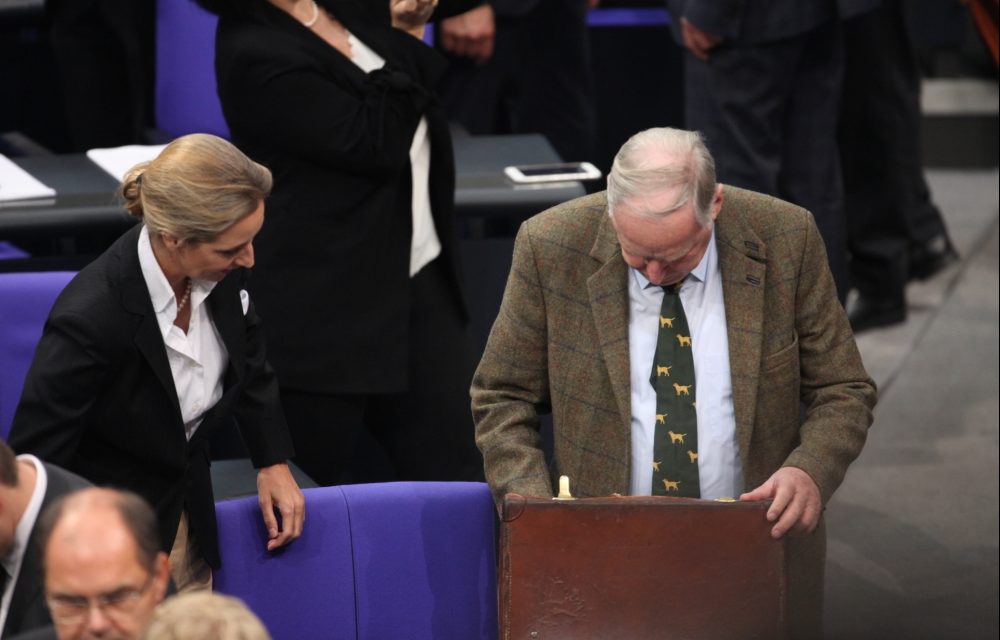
[15,487,170,640]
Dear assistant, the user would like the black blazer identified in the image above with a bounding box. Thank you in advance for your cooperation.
[1,464,90,640]
[214,0,467,394]
[8,225,294,569]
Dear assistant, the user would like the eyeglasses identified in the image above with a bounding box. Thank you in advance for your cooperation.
[46,572,155,625]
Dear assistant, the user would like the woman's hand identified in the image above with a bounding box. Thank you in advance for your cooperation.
[257,462,306,551]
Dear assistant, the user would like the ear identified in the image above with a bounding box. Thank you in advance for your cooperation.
[709,184,724,221]
[160,233,182,252]
[151,552,171,602]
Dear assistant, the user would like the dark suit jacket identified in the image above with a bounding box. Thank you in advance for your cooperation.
[665,0,879,43]
[213,0,467,395]
[8,225,295,569]
[472,188,877,636]
[1,464,89,640]
[5,626,55,640]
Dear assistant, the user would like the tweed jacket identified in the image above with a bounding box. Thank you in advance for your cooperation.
[473,187,876,502]
[472,187,876,635]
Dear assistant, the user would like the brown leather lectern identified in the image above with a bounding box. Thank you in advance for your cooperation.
[499,493,788,640]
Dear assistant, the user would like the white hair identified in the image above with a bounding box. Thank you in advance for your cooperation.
[606,127,717,225]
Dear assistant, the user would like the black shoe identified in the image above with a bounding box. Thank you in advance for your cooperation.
[848,295,906,333]
[909,236,959,281]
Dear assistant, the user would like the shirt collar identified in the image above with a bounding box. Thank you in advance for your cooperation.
[137,226,218,338]
[2,455,48,575]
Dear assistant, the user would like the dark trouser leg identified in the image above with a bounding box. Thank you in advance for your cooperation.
[365,258,483,482]
[779,21,848,303]
[281,389,368,487]
[840,1,917,303]
[685,25,849,300]
[509,0,597,163]
[439,0,596,163]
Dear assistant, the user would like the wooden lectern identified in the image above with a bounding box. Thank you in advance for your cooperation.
[499,492,788,640]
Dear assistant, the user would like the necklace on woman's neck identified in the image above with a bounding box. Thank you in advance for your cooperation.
[301,0,320,27]
[176,278,193,314]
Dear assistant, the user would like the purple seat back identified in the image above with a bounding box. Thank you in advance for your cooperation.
[343,482,498,640]
[155,0,230,139]
[0,271,76,439]
[214,482,498,640]
[214,485,358,639]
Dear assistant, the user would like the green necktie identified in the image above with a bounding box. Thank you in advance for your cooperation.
[650,284,700,497]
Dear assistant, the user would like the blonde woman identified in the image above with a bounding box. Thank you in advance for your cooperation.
[9,134,304,592]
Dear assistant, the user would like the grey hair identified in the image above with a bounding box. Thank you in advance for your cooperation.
[120,133,272,245]
[606,127,717,225]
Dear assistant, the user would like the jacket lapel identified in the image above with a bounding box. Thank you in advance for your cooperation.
[208,277,245,390]
[116,227,182,419]
[715,192,768,468]
[586,213,632,439]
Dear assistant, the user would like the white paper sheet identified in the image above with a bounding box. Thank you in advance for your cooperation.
[0,153,57,202]
[86,144,168,182]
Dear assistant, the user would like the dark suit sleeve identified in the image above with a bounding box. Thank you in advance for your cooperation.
[8,311,112,466]
[471,222,554,503]
[785,215,876,503]
[487,0,539,17]
[232,293,295,469]
[217,22,437,176]
[666,0,745,40]
[433,0,489,19]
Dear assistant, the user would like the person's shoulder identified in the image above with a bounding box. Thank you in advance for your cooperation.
[6,625,58,640]
[720,185,814,240]
[42,462,92,496]
[52,230,133,316]
[522,191,608,246]
[216,4,304,64]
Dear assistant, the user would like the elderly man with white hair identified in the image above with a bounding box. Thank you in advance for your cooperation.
[472,127,877,638]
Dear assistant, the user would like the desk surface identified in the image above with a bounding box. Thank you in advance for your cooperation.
[0,134,586,245]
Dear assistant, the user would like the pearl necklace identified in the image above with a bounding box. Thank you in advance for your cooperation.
[302,0,320,27]
[176,279,193,314]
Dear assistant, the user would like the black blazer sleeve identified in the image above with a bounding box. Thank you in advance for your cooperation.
[216,2,444,175]
[8,297,118,465]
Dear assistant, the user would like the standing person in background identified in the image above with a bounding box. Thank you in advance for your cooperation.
[839,0,959,332]
[9,134,304,593]
[437,0,598,164]
[665,0,880,302]
[48,0,154,150]
[199,0,484,486]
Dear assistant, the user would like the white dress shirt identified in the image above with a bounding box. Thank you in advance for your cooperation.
[0,455,48,634]
[138,226,227,441]
[348,32,442,277]
[627,231,742,499]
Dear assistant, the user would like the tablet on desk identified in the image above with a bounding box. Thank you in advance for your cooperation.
[504,161,602,184]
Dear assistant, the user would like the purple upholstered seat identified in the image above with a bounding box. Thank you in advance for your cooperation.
[214,482,498,640]
[0,271,76,440]
[343,482,498,640]
[155,0,230,139]
[214,485,357,640]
